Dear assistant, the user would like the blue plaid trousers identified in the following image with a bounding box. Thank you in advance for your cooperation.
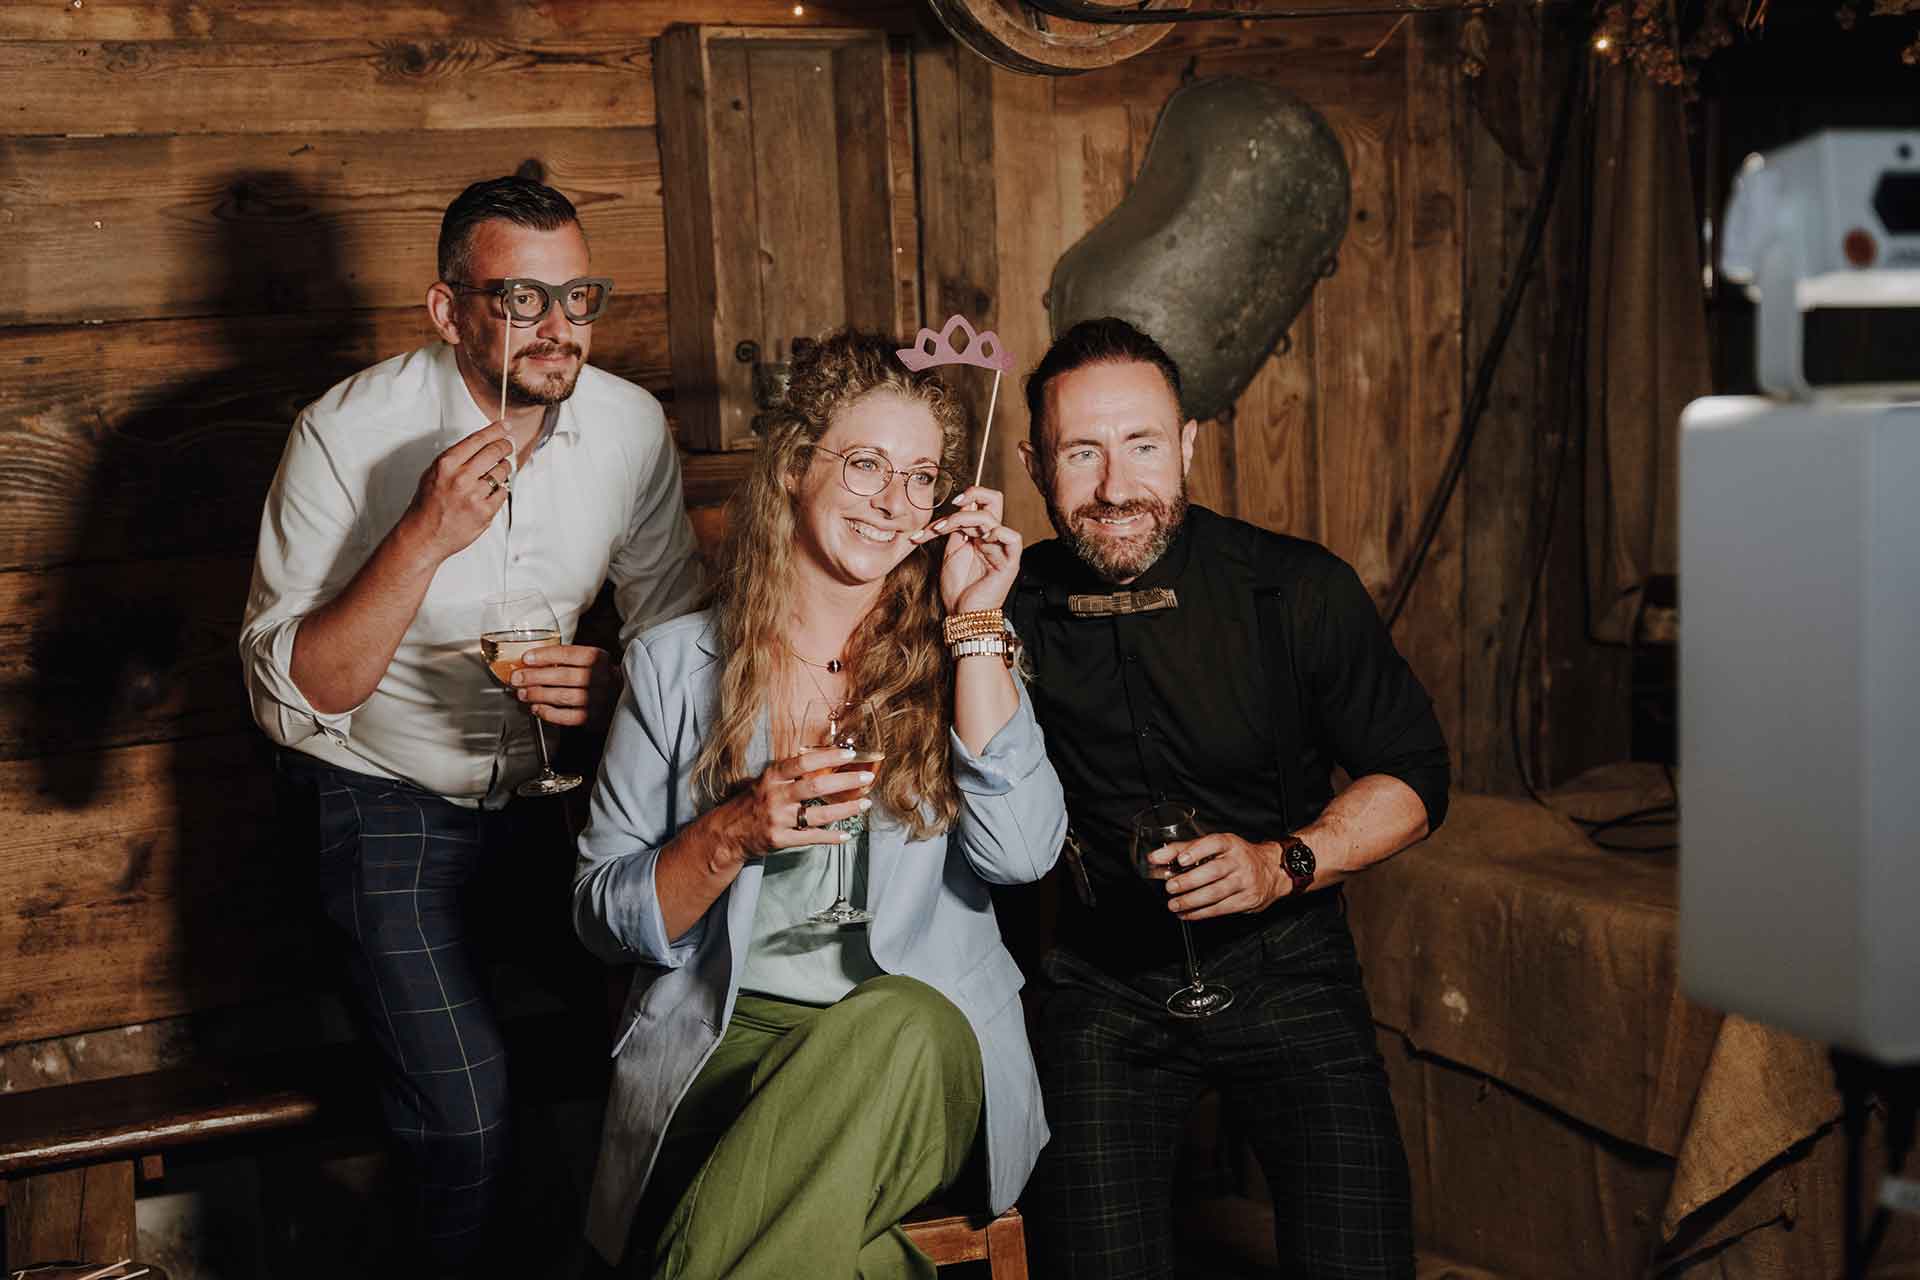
[279,751,588,1277]
[1024,893,1414,1280]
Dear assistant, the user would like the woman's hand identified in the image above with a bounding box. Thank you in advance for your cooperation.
[915,485,1024,615]
[695,746,875,872]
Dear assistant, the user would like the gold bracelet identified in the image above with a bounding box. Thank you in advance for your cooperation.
[943,608,1006,645]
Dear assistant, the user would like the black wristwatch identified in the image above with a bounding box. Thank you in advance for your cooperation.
[1278,835,1316,896]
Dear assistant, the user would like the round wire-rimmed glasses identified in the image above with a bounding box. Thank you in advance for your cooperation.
[1130,803,1235,1019]
[808,445,954,510]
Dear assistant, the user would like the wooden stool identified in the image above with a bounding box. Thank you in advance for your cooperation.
[901,1203,1028,1278]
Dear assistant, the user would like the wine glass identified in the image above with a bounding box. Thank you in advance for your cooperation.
[480,588,583,797]
[1130,803,1235,1019]
[805,698,884,926]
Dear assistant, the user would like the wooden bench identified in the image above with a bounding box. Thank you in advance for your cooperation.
[0,1018,1028,1277]
[0,1013,606,1271]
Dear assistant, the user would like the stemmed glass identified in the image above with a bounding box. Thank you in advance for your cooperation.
[480,588,583,797]
[1130,802,1235,1019]
[805,698,884,926]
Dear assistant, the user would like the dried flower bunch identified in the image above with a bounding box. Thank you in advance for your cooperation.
[1590,0,1920,86]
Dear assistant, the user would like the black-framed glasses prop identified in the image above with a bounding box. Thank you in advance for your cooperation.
[446,276,615,326]
[809,445,955,510]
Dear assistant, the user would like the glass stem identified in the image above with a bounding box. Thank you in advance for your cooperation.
[835,837,851,906]
[531,711,555,775]
[1178,920,1206,991]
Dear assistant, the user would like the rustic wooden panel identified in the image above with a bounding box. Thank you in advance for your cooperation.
[748,46,848,355]
[0,294,669,572]
[1052,27,1405,118]
[1232,338,1318,540]
[657,31,763,452]
[4,1161,135,1265]
[989,68,1059,540]
[1,128,663,326]
[1311,99,1407,600]
[885,39,921,340]
[912,36,1001,492]
[0,0,920,42]
[832,39,899,334]
[0,38,661,138]
[1395,15,1467,766]
[1459,6,1544,793]
[0,732,302,1045]
[0,557,254,763]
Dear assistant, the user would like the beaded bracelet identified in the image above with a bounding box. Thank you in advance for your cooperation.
[943,608,1007,645]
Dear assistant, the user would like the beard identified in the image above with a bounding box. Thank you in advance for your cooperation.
[500,340,585,407]
[1046,481,1189,584]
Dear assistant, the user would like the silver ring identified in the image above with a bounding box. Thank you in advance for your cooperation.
[485,475,502,497]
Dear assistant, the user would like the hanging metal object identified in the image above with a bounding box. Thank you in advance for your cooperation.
[925,0,1479,73]
[1047,77,1350,422]
[922,0,1190,76]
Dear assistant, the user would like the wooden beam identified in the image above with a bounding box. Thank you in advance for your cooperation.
[0,0,922,42]
[0,128,663,324]
[1394,13,1467,770]
[0,38,658,138]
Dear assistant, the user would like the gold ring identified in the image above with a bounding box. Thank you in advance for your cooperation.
[486,476,501,497]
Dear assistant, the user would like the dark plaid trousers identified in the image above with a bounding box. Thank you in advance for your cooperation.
[1024,893,1413,1280]
[278,751,591,1278]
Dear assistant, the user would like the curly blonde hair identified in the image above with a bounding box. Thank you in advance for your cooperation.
[692,330,971,840]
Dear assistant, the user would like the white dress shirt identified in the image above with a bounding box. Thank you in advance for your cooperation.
[241,342,702,807]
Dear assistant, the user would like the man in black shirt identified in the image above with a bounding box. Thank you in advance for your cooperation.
[1009,318,1448,1279]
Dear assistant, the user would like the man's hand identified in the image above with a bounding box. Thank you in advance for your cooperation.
[399,421,515,563]
[513,644,616,728]
[1148,832,1292,921]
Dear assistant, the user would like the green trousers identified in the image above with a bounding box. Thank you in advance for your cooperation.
[639,975,986,1280]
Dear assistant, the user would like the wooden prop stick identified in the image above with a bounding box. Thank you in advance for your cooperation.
[973,368,1003,490]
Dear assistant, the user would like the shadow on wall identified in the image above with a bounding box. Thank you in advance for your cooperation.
[26,168,388,1049]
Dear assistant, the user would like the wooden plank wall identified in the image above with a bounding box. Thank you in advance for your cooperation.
[969,14,1472,775]
[0,0,921,1048]
[0,0,1615,1053]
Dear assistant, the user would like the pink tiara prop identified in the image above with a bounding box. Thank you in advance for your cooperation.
[897,314,1016,489]
[897,315,1016,373]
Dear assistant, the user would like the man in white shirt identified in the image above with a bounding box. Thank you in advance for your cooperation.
[240,176,701,1275]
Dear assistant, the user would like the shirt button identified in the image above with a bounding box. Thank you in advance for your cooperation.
[1137,727,1150,739]
[1122,651,1138,663]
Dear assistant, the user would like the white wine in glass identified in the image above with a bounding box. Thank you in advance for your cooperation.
[805,698,883,926]
[480,589,583,797]
[1130,802,1235,1019]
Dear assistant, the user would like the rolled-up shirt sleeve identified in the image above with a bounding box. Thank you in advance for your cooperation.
[574,637,706,966]
[238,412,368,749]
[949,679,1067,887]
[1305,559,1452,832]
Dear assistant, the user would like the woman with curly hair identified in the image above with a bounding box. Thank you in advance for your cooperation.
[573,329,1064,1278]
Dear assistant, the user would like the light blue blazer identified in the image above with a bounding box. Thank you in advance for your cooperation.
[573,611,1066,1262]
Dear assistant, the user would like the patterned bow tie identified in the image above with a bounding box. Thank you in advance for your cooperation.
[1066,587,1179,617]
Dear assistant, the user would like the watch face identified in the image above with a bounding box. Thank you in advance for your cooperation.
[1284,841,1315,880]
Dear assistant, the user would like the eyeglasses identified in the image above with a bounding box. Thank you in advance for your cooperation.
[808,445,954,510]
[445,276,615,326]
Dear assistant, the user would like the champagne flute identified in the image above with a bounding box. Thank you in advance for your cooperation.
[480,588,583,797]
[805,698,884,926]
[1130,803,1235,1019]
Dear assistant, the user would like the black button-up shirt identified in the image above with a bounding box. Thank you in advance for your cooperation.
[1010,506,1450,972]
